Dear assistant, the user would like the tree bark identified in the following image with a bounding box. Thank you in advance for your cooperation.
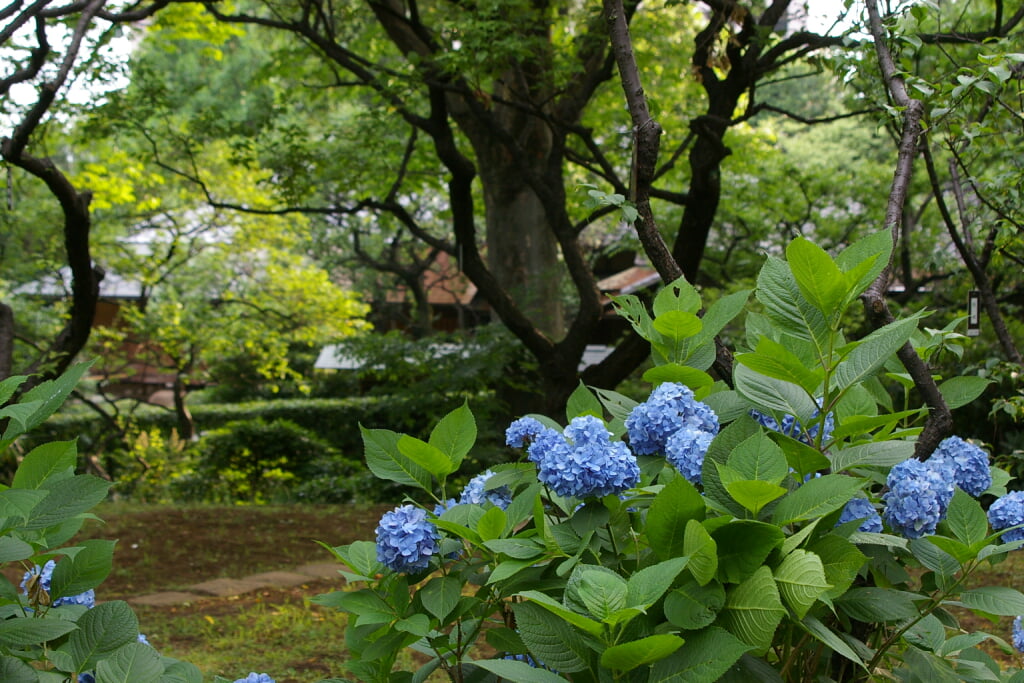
[0,302,13,380]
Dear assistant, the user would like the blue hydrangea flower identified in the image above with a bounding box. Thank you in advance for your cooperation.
[625,382,718,455]
[20,560,95,609]
[1013,616,1024,652]
[882,459,955,539]
[375,505,441,573]
[750,398,834,447]
[233,675,275,683]
[526,426,568,464]
[459,470,512,510]
[532,416,639,499]
[837,497,883,533]
[664,427,714,485]
[138,633,151,646]
[79,675,95,683]
[929,436,992,497]
[506,417,546,448]
[988,491,1024,544]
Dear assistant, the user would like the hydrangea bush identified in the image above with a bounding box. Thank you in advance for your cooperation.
[319,232,1024,682]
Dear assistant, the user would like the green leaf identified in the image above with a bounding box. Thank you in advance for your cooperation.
[0,617,77,646]
[696,289,751,344]
[12,441,77,490]
[94,641,163,683]
[938,376,993,410]
[734,365,817,423]
[771,474,864,525]
[683,519,718,586]
[647,476,705,560]
[419,577,462,621]
[566,381,603,421]
[786,237,846,319]
[769,432,831,479]
[2,361,93,441]
[0,537,33,563]
[654,277,701,316]
[428,402,476,470]
[718,566,787,653]
[326,540,381,578]
[360,426,432,492]
[724,480,787,516]
[395,614,431,636]
[0,655,39,683]
[649,627,750,683]
[831,316,920,392]
[756,257,831,356]
[483,537,544,560]
[801,615,868,670]
[600,634,683,671]
[828,441,915,471]
[476,506,506,542]
[944,489,988,547]
[664,579,725,630]
[50,539,116,600]
[626,557,689,609]
[910,538,960,577]
[577,569,627,620]
[653,310,702,342]
[712,521,784,584]
[397,435,453,479]
[835,229,893,300]
[736,341,820,394]
[487,559,535,585]
[64,600,139,670]
[642,364,714,391]
[958,587,1024,616]
[516,590,603,637]
[727,432,788,484]
[835,588,920,622]
[471,658,567,683]
[511,601,590,673]
[773,550,831,618]
[807,535,867,600]
[0,375,27,407]
[23,474,111,531]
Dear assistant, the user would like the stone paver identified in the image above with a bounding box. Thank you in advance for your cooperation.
[188,577,271,597]
[293,562,342,580]
[243,570,313,588]
[129,591,205,607]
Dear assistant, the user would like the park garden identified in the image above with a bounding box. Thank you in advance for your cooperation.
[3,0,1024,681]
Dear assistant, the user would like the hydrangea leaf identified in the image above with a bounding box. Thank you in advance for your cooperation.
[50,538,115,600]
[419,576,463,621]
[600,634,684,672]
[773,550,831,619]
[642,364,714,392]
[712,521,784,584]
[11,440,77,490]
[727,432,788,484]
[834,588,920,622]
[486,559,535,585]
[625,557,690,610]
[800,615,868,671]
[94,641,164,683]
[664,579,725,630]
[511,601,591,673]
[0,537,33,564]
[806,535,866,601]
[724,480,787,516]
[683,519,718,586]
[909,538,960,577]
[734,365,818,425]
[904,613,946,652]
[768,432,830,480]
[835,228,892,299]
[577,569,627,620]
[943,490,988,546]
[827,440,915,471]
[647,476,705,560]
[718,566,786,654]
[476,506,506,542]
[361,426,432,492]
[938,376,993,410]
[0,361,93,442]
[786,236,847,321]
[471,657,568,683]
[771,474,865,525]
[517,590,603,637]
[427,401,476,470]
[63,600,138,671]
[831,315,921,393]
[959,587,1024,617]
[397,435,454,479]
[755,257,831,359]
[737,337,821,394]
[0,617,77,647]
[566,381,603,421]
[23,474,111,531]
[653,277,702,316]
[648,626,751,683]
[0,655,40,683]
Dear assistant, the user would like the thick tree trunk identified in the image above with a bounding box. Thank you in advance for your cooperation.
[173,373,195,441]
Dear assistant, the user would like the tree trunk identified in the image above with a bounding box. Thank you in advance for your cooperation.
[173,373,195,441]
[0,302,13,380]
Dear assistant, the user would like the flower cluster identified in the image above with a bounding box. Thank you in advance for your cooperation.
[20,560,95,609]
[459,470,512,509]
[882,459,955,539]
[624,382,718,483]
[527,415,640,499]
[929,436,992,497]
[988,491,1024,544]
[1014,616,1024,653]
[837,497,883,533]
[234,675,275,683]
[505,417,545,448]
[749,398,834,447]
[375,504,441,573]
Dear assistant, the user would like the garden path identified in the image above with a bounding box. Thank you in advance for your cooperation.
[127,562,341,607]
